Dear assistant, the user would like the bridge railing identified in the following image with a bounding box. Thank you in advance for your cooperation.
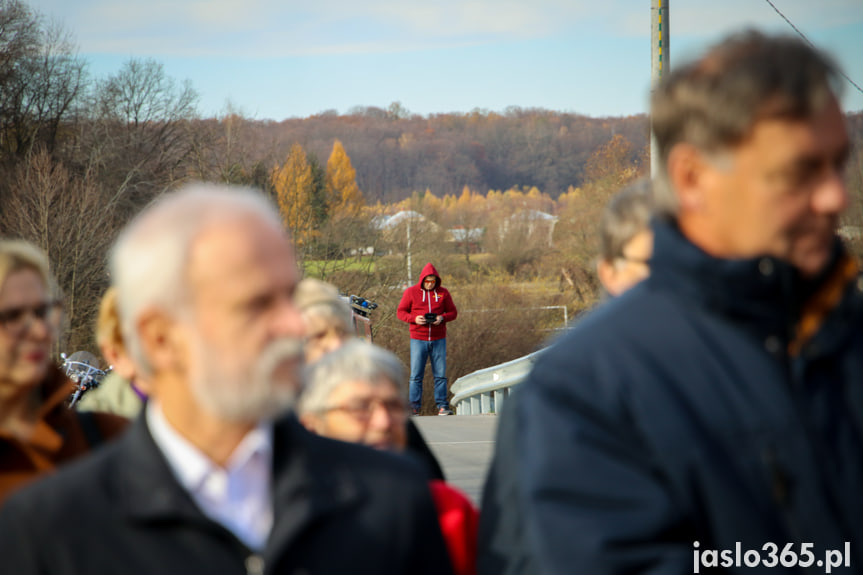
[451,349,546,415]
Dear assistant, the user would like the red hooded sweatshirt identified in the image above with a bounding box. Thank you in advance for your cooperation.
[397,262,458,341]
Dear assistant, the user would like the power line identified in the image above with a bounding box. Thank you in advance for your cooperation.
[762,0,863,97]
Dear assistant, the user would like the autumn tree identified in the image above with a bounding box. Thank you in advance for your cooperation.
[300,139,371,266]
[325,139,364,220]
[583,134,640,191]
[448,186,487,267]
[550,135,644,306]
[272,143,320,254]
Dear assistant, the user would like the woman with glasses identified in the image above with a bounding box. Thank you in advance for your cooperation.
[295,277,447,481]
[299,340,478,575]
[0,239,128,503]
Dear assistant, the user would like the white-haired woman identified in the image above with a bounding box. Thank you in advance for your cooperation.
[295,277,447,481]
[299,340,478,575]
[0,240,128,503]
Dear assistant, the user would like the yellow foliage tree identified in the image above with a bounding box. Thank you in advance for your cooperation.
[325,139,364,220]
[272,143,317,249]
[584,134,638,188]
[457,186,472,208]
[422,189,443,213]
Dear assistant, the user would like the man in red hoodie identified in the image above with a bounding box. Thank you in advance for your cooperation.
[397,262,458,415]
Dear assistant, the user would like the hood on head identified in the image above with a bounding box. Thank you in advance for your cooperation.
[418,262,440,290]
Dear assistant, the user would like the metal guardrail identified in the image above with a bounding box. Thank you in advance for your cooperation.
[451,349,546,415]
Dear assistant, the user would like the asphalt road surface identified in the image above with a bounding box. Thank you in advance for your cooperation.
[412,414,499,505]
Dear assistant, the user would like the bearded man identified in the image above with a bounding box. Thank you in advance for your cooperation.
[0,184,452,575]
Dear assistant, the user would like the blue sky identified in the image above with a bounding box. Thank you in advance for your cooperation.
[28,0,863,120]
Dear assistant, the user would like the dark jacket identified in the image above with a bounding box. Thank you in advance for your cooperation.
[407,418,446,481]
[477,388,537,575]
[498,219,863,574]
[0,413,454,575]
[397,262,457,341]
[0,366,128,504]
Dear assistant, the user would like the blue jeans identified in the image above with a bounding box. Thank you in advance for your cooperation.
[409,338,448,410]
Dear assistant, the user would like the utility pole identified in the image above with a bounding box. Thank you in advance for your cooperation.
[406,216,412,285]
[650,0,669,178]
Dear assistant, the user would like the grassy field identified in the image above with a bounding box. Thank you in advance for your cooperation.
[302,256,376,276]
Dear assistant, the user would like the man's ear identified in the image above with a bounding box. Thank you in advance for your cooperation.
[667,143,711,213]
[136,308,186,374]
[597,259,622,297]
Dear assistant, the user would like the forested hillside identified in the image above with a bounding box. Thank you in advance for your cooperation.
[257,106,648,202]
[1,0,862,384]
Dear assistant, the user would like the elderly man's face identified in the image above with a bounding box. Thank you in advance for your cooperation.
[308,379,408,452]
[691,98,849,277]
[183,216,306,422]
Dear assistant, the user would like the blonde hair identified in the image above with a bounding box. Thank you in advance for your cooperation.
[96,287,124,352]
[0,239,56,297]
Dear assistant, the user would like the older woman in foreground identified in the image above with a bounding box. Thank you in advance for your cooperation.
[0,240,127,503]
[299,340,478,575]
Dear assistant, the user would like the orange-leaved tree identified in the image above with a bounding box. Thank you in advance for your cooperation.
[272,143,319,253]
[325,139,364,220]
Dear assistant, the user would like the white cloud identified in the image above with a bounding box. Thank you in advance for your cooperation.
[26,0,863,58]
[185,0,271,28]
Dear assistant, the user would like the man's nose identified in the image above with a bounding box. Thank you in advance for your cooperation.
[811,168,848,215]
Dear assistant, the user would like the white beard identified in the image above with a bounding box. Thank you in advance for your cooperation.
[189,336,305,423]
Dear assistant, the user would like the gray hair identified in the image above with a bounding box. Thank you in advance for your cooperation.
[651,30,843,216]
[598,179,654,263]
[298,340,406,414]
[109,182,284,376]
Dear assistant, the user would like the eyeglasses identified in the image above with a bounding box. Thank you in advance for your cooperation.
[323,397,407,422]
[306,326,348,344]
[616,254,651,266]
[0,300,63,335]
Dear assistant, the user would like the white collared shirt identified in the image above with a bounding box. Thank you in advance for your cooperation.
[146,401,274,550]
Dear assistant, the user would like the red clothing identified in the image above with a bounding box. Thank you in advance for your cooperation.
[397,262,458,341]
[430,480,479,575]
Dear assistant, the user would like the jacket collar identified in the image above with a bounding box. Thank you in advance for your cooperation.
[108,412,364,552]
[0,367,76,463]
[648,218,852,344]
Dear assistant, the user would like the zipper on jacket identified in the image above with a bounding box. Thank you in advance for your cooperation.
[245,554,265,575]
[427,295,433,341]
[762,446,790,507]
[761,445,814,569]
